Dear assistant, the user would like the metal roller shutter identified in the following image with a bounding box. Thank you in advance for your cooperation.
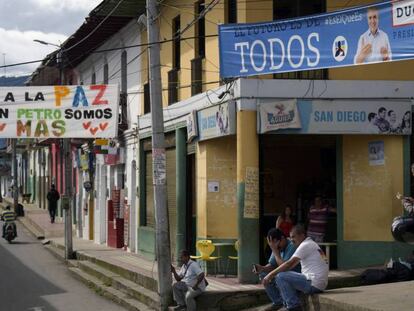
[145,152,155,228]
[166,148,177,262]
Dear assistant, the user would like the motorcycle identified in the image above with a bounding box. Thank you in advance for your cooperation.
[0,214,16,244]
[392,193,414,244]
[4,222,16,243]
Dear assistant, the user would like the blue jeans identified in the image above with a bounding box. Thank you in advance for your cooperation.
[275,271,322,309]
[259,272,283,306]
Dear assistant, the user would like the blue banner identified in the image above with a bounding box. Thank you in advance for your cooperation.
[219,0,414,78]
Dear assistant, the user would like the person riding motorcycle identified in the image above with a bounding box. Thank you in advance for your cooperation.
[2,205,17,238]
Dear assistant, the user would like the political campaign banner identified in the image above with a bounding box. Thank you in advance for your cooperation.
[219,0,414,78]
[0,84,119,138]
[258,99,412,135]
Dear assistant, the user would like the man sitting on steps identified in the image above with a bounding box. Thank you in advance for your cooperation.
[171,249,207,311]
[263,225,329,311]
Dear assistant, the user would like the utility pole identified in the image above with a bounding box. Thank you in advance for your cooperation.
[58,49,74,260]
[146,0,172,309]
[11,139,18,213]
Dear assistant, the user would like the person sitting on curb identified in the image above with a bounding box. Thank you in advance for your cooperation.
[263,224,329,311]
[171,249,207,311]
[253,228,300,311]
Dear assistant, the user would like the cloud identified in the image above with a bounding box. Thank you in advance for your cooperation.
[0,28,67,76]
[30,0,102,12]
[0,0,102,76]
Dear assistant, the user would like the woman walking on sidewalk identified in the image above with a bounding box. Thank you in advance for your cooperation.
[47,184,60,223]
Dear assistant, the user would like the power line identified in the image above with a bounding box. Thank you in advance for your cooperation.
[62,0,126,53]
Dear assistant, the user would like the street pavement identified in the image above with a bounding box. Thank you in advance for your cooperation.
[0,221,127,311]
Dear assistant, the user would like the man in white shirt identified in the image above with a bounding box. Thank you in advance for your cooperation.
[263,225,329,311]
[171,250,207,311]
[354,6,392,64]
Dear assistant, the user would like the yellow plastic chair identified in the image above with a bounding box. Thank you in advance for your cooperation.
[190,240,221,275]
[225,240,239,277]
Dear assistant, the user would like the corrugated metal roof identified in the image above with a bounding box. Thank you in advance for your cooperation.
[60,0,147,67]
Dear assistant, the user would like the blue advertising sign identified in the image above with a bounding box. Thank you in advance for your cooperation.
[258,99,412,135]
[219,0,414,78]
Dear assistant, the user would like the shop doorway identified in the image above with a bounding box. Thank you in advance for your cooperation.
[259,135,337,267]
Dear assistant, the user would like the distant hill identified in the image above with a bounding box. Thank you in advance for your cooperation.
[0,75,30,86]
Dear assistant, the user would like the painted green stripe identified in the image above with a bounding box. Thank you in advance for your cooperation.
[339,241,412,269]
[237,182,260,283]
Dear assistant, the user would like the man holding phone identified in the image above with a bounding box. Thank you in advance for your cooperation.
[253,228,299,311]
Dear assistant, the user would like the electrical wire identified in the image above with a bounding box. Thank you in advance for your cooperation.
[62,0,126,53]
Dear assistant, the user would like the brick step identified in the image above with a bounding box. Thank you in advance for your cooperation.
[69,267,155,311]
[78,260,160,309]
[76,251,158,292]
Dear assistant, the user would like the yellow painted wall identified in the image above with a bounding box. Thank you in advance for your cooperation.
[343,135,403,241]
[237,111,259,182]
[196,136,237,239]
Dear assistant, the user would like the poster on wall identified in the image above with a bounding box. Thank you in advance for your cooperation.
[258,99,412,135]
[219,1,414,78]
[244,167,259,219]
[0,85,119,138]
[369,141,385,166]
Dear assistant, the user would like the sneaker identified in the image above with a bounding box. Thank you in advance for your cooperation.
[172,305,186,311]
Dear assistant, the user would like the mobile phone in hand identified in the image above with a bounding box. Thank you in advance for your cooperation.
[252,264,257,273]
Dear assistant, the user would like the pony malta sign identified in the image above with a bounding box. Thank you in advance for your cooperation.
[0,85,119,138]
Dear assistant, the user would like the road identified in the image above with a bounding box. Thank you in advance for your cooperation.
[0,221,126,311]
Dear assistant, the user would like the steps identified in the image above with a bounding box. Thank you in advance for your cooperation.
[77,260,159,309]
[44,240,159,310]
[69,267,155,311]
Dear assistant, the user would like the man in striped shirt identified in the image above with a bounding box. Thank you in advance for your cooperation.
[2,205,16,238]
[307,196,336,243]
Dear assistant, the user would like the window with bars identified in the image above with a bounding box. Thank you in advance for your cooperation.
[103,63,109,84]
[168,68,179,105]
[121,51,127,94]
[191,57,203,96]
[225,0,237,24]
[273,0,327,80]
[195,0,205,59]
[144,83,150,114]
[173,15,181,70]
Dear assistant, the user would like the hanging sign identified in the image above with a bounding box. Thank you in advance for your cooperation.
[219,1,414,78]
[259,99,412,135]
[0,85,119,138]
[186,110,198,142]
[259,99,302,132]
[197,101,236,141]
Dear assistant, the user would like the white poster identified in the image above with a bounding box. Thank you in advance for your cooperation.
[369,141,385,166]
[259,99,302,133]
[0,85,119,138]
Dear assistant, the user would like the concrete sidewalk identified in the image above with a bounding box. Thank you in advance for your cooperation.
[9,198,414,310]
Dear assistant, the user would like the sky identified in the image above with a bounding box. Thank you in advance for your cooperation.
[0,0,102,77]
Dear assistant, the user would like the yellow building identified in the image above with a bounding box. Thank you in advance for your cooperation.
[137,0,414,283]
